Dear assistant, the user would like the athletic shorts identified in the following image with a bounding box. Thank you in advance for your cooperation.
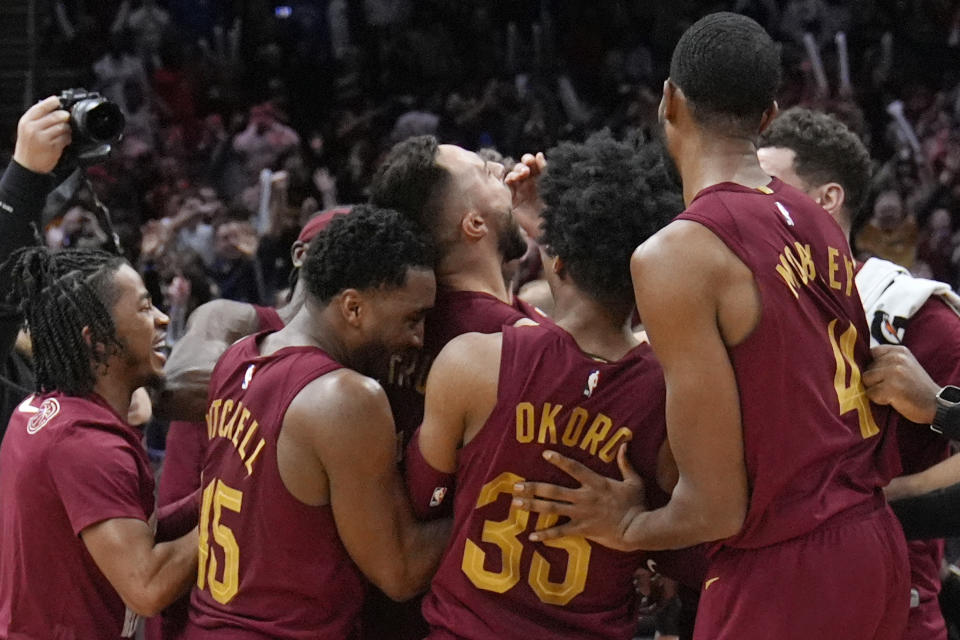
[693,499,910,640]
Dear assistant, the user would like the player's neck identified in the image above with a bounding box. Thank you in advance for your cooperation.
[277,282,306,324]
[551,290,637,362]
[92,375,135,422]
[435,249,511,303]
[677,134,770,205]
[267,305,351,367]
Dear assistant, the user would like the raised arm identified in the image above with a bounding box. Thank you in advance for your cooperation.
[290,371,450,601]
[155,299,259,421]
[0,97,71,358]
[514,222,748,551]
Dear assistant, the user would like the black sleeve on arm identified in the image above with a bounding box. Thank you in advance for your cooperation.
[0,159,52,358]
[891,481,960,539]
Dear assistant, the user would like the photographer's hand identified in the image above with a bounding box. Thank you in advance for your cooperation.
[14,96,72,174]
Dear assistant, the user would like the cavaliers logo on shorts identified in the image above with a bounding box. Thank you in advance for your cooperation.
[21,396,61,434]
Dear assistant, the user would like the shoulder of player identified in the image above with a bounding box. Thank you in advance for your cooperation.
[632,220,733,291]
[434,332,502,380]
[286,369,392,429]
[183,298,259,341]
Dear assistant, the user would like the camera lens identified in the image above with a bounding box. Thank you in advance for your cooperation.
[73,99,125,143]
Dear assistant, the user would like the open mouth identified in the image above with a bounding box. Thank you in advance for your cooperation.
[153,334,168,362]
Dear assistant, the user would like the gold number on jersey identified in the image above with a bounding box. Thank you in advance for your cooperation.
[462,471,591,606]
[827,319,880,438]
[197,477,243,605]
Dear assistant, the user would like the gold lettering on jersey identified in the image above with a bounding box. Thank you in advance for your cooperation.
[218,400,234,438]
[515,402,633,464]
[516,402,535,443]
[598,427,633,463]
[827,247,841,290]
[205,398,267,475]
[843,254,855,296]
[774,244,854,299]
[561,408,589,446]
[207,399,222,440]
[580,414,613,455]
[537,403,561,444]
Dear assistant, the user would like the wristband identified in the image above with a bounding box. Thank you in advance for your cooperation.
[931,385,960,439]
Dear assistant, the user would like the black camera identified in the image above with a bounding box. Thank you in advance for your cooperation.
[58,88,125,163]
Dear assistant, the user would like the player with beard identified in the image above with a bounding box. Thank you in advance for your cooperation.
[367,137,543,638]
[0,247,198,639]
[370,137,541,444]
[184,206,449,639]
[405,133,697,639]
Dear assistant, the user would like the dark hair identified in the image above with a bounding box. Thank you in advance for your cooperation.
[302,204,434,303]
[670,12,781,135]
[369,135,450,235]
[538,131,684,307]
[7,247,125,396]
[759,107,872,218]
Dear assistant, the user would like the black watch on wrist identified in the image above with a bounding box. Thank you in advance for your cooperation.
[931,385,960,436]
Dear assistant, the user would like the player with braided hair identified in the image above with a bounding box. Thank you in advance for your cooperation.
[0,246,199,639]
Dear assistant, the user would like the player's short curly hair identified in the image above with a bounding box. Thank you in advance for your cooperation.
[369,135,450,238]
[302,204,434,303]
[538,131,684,307]
[670,12,781,136]
[759,107,872,219]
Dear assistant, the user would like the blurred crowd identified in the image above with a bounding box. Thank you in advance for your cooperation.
[5,0,960,339]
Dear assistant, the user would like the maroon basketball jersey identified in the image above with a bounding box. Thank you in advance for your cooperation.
[150,304,287,640]
[896,297,960,637]
[0,392,154,639]
[383,287,543,445]
[676,178,898,550]
[423,323,669,640]
[185,333,366,639]
[251,304,285,333]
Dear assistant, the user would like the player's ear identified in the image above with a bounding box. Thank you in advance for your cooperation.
[337,289,363,327]
[758,101,779,134]
[816,182,846,218]
[460,210,488,242]
[660,79,678,124]
[290,241,308,268]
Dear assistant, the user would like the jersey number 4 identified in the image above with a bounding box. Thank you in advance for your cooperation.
[828,319,879,439]
[198,477,243,605]
[462,472,591,606]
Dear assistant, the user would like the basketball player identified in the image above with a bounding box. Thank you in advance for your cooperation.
[759,106,960,640]
[370,137,544,445]
[0,247,197,639]
[183,206,449,638]
[148,207,350,640]
[366,138,545,639]
[405,133,694,639]
[512,13,909,639]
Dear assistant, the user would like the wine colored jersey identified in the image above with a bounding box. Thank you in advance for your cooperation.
[383,287,543,447]
[185,333,365,639]
[894,296,960,639]
[150,304,286,640]
[422,322,669,640]
[676,178,899,550]
[0,392,154,639]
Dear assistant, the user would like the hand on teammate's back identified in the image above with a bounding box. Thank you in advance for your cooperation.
[13,96,72,174]
[511,444,647,552]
